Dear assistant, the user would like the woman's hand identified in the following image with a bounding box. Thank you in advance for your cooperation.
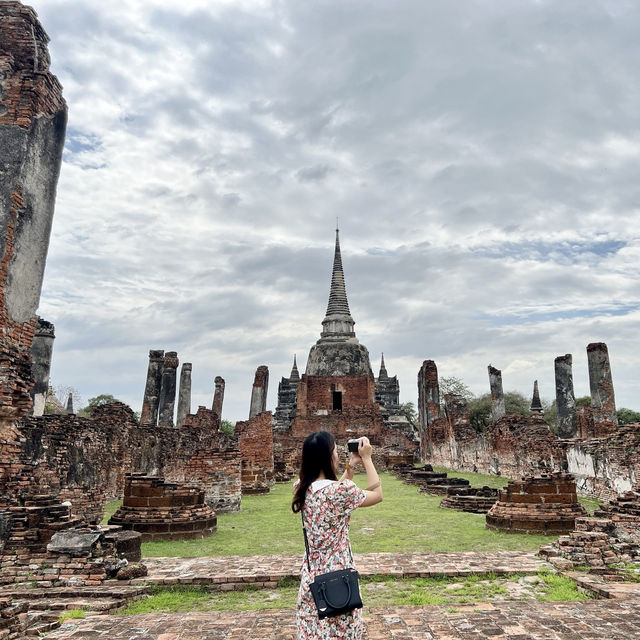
[358,436,372,460]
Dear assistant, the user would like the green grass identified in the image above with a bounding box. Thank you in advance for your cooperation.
[59,609,86,623]
[536,570,592,601]
[139,471,555,557]
[119,584,299,614]
[577,496,602,515]
[101,500,122,525]
[118,570,591,614]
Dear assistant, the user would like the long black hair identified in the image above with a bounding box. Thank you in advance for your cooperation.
[291,431,337,513]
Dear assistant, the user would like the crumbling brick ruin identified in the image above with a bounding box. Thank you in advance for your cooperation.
[439,486,499,514]
[272,230,419,478]
[109,474,217,541]
[0,0,66,440]
[486,473,587,535]
[418,343,640,500]
[235,390,275,494]
[540,482,640,569]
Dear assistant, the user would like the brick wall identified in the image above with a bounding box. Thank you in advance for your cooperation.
[3,403,242,523]
[235,411,274,494]
[0,1,66,431]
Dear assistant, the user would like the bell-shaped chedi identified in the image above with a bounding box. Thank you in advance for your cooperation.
[305,229,373,376]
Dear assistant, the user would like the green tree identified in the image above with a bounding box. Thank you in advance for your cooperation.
[398,402,417,424]
[467,391,531,432]
[87,394,120,407]
[439,376,474,402]
[617,408,640,425]
[220,419,235,435]
[575,396,591,407]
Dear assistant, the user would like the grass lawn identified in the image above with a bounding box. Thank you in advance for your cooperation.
[132,470,558,557]
[118,570,590,614]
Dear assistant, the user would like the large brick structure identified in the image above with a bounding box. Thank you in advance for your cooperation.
[0,0,66,444]
[109,474,217,542]
[273,230,418,477]
[486,473,587,535]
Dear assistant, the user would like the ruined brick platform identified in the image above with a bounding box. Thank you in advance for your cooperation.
[440,486,499,514]
[486,473,587,535]
[109,474,217,541]
[45,599,640,639]
[136,551,549,587]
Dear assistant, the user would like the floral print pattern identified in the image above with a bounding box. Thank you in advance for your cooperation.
[296,480,367,639]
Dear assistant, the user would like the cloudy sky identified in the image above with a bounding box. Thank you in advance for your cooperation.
[31,0,640,422]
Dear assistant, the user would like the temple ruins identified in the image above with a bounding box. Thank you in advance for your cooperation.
[271,229,419,477]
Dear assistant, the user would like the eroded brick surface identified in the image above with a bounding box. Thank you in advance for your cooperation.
[138,551,549,586]
[486,473,587,535]
[108,474,217,541]
[45,600,640,639]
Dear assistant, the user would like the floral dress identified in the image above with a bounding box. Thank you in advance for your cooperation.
[296,479,367,640]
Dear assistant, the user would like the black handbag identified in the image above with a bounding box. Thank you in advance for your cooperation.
[302,518,363,619]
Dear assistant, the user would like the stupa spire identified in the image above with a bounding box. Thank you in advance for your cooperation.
[290,355,300,382]
[320,228,356,340]
[379,353,388,379]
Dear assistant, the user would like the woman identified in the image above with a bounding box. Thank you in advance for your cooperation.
[292,431,383,639]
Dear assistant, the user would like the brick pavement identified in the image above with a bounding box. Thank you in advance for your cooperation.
[46,599,640,639]
[138,551,549,587]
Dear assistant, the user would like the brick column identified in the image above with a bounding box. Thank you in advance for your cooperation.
[488,365,505,422]
[587,342,617,425]
[140,350,164,425]
[417,360,440,436]
[212,376,225,417]
[249,366,269,418]
[176,362,192,427]
[29,317,55,416]
[555,354,577,438]
[158,352,179,427]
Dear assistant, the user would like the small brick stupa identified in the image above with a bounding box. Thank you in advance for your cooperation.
[109,474,217,541]
[486,473,586,535]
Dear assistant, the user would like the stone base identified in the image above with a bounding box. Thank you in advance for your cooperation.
[109,474,217,542]
[486,473,586,535]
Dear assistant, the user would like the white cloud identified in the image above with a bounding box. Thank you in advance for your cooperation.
[28,0,640,420]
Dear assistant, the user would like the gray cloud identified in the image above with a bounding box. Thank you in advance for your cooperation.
[29,0,640,420]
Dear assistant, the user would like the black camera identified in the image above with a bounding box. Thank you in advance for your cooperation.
[347,438,361,453]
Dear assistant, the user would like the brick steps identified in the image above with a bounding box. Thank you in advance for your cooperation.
[8,584,152,637]
[135,551,549,587]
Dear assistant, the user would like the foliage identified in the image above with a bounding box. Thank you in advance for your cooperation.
[59,609,86,623]
[467,391,531,432]
[617,408,640,425]
[535,569,592,601]
[575,396,591,407]
[439,376,474,403]
[398,402,417,424]
[220,419,236,435]
[87,394,120,408]
[138,471,554,558]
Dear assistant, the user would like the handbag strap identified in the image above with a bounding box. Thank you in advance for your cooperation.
[301,510,354,572]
